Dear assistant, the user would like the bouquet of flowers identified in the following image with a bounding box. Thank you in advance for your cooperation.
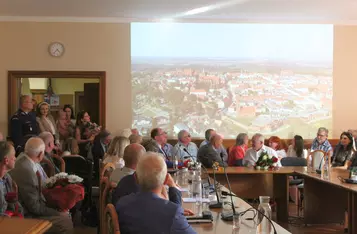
[88,122,101,135]
[254,151,279,170]
[183,158,201,170]
[212,161,222,171]
[42,172,85,211]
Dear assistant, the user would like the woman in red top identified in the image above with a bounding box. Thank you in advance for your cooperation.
[228,133,248,166]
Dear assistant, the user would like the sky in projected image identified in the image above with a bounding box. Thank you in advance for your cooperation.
[131,23,333,139]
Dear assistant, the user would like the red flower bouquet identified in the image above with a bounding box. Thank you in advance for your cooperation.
[254,151,279,170]
[42,173,85,211]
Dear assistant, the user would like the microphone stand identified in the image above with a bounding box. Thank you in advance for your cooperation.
[209,163,222,208]
[221,166,236,220]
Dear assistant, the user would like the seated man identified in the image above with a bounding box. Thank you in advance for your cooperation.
[197,134,227,168]
[143,128,181,168]
[311,127,333,156]
[39,132,60,174]
[110,143,145,185]
[116,152,196,234]
[0,141,22,216]
[243,133,278,167]
[172,130,198,161]
[9,137,73,234]
[199,129,228,162]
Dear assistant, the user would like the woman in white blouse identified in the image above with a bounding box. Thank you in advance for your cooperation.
[103,136,130,168]
[287,135,308,158]
[36,102,60,146]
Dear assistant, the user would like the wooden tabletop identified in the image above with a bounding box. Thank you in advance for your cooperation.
[0,217,52,234]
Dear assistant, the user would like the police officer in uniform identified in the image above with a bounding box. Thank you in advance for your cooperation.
[10,95,39,155]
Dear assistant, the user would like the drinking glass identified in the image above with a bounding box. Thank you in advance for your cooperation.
[232,213,241,230]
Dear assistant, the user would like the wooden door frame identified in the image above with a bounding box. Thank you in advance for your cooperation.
[8,71,106,130]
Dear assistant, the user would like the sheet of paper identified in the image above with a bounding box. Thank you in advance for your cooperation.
[183,197,210,203]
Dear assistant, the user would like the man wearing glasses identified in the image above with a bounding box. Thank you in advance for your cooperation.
[172,130,198,161]
[311,127,332,155]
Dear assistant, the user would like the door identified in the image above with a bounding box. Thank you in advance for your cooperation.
[83,83,100,124]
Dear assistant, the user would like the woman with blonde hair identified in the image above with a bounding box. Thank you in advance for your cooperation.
[36,102,60,146]
[103,136,130,168]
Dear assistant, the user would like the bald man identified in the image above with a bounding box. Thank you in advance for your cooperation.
[10,137,73,234]
[197,134,227,168]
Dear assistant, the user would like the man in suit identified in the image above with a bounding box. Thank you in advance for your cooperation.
[9,137,73,234]
[10,95,39,155]
[199,129,228,162]
[197,134,227,168]
[116,152,196,234]
[91,130,111,180]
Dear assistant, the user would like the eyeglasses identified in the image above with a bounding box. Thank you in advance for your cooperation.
[317,134,326,137]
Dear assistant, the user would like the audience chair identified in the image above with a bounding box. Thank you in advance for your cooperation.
[62,155,94,209]
[103,204,120,234]
[41,158,55,177]
[101,162,116,179]
[99,177,113,234]
[52,154,66,172]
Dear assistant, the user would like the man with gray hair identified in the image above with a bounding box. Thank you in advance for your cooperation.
[10,137,73,234]
[197,134,227,168]
[243,133,277,167]
[172,130,198,161]
[116,152,196,234]
[311,127,332,154]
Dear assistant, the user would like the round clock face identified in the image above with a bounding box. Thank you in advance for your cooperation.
[49,42,64,57]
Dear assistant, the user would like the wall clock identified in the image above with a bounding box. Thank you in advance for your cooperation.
[49,42,65,57]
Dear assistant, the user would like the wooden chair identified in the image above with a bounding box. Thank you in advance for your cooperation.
[52,154,66,172]
[99,176,113,234]
[41,158,55,177]
[101,162,116,179]
[103,204,120,234]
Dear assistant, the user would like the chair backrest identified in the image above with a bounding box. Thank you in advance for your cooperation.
[62,155,94,206]
[41,158,55,177]
[101,162,116,179]
[52,154,66,172]
[308,150,327,170]
[281,157,307,167]
[103,204,120,234]
[100,176,113,234]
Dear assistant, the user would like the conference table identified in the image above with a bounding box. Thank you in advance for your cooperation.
[206,166,357,234]
[0,217,52,234]
[181,186,291,233]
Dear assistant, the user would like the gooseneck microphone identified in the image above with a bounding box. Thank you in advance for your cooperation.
[224,166,236,214]
[209,161,222,208]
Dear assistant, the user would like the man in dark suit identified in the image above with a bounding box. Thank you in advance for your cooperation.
[116,152,196,234]
[91,130,111,180]
[9,137,73,234]
[197,134,227,168]
[10,95,39,155]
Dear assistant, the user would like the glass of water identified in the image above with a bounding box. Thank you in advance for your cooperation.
[233,213,241,230]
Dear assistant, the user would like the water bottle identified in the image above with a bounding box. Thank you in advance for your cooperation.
[323,156,330,180]
[257,196,272,234]
[192,172,202,216]
[173,155,178,170]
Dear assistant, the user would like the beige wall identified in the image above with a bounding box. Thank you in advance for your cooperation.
[0,22,131,136]
[333,25,357,138]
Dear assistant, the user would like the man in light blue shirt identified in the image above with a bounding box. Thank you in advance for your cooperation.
[172,130,198,161]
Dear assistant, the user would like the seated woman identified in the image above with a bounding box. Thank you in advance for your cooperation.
[75,111,100,157]
[103,136,130,169]
[36,102,60,146]
[228,133,248,166]
[287,135,307,158]
[331,132,354,168]
[268,136,286,158]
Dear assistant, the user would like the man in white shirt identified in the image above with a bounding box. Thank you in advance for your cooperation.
[110,143,146,185]
[243,133,277,167]
[172,130,198,161]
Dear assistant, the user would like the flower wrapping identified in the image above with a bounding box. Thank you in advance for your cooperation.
[43,184,84,211]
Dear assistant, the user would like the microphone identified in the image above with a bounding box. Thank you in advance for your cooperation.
[221,191,238,197]
[183,147,211,187]
[221,165,236,221]
[209,161,222,209]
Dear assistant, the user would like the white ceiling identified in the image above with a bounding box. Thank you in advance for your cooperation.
[0,0,357,24]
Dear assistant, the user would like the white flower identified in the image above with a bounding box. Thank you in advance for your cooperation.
[54,172,68,179]
[263,166,269,170]
[262,155,268,160]
[68,175,83,184]
[268,155,273,159]
[44,176,57,188]
[272,163,277,167]
[256,166,261,170]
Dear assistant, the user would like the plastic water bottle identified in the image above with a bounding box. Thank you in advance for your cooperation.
[323,156,330,180]
[257,196,272,234]
[192,172,202,216]
[173,155,178,170]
